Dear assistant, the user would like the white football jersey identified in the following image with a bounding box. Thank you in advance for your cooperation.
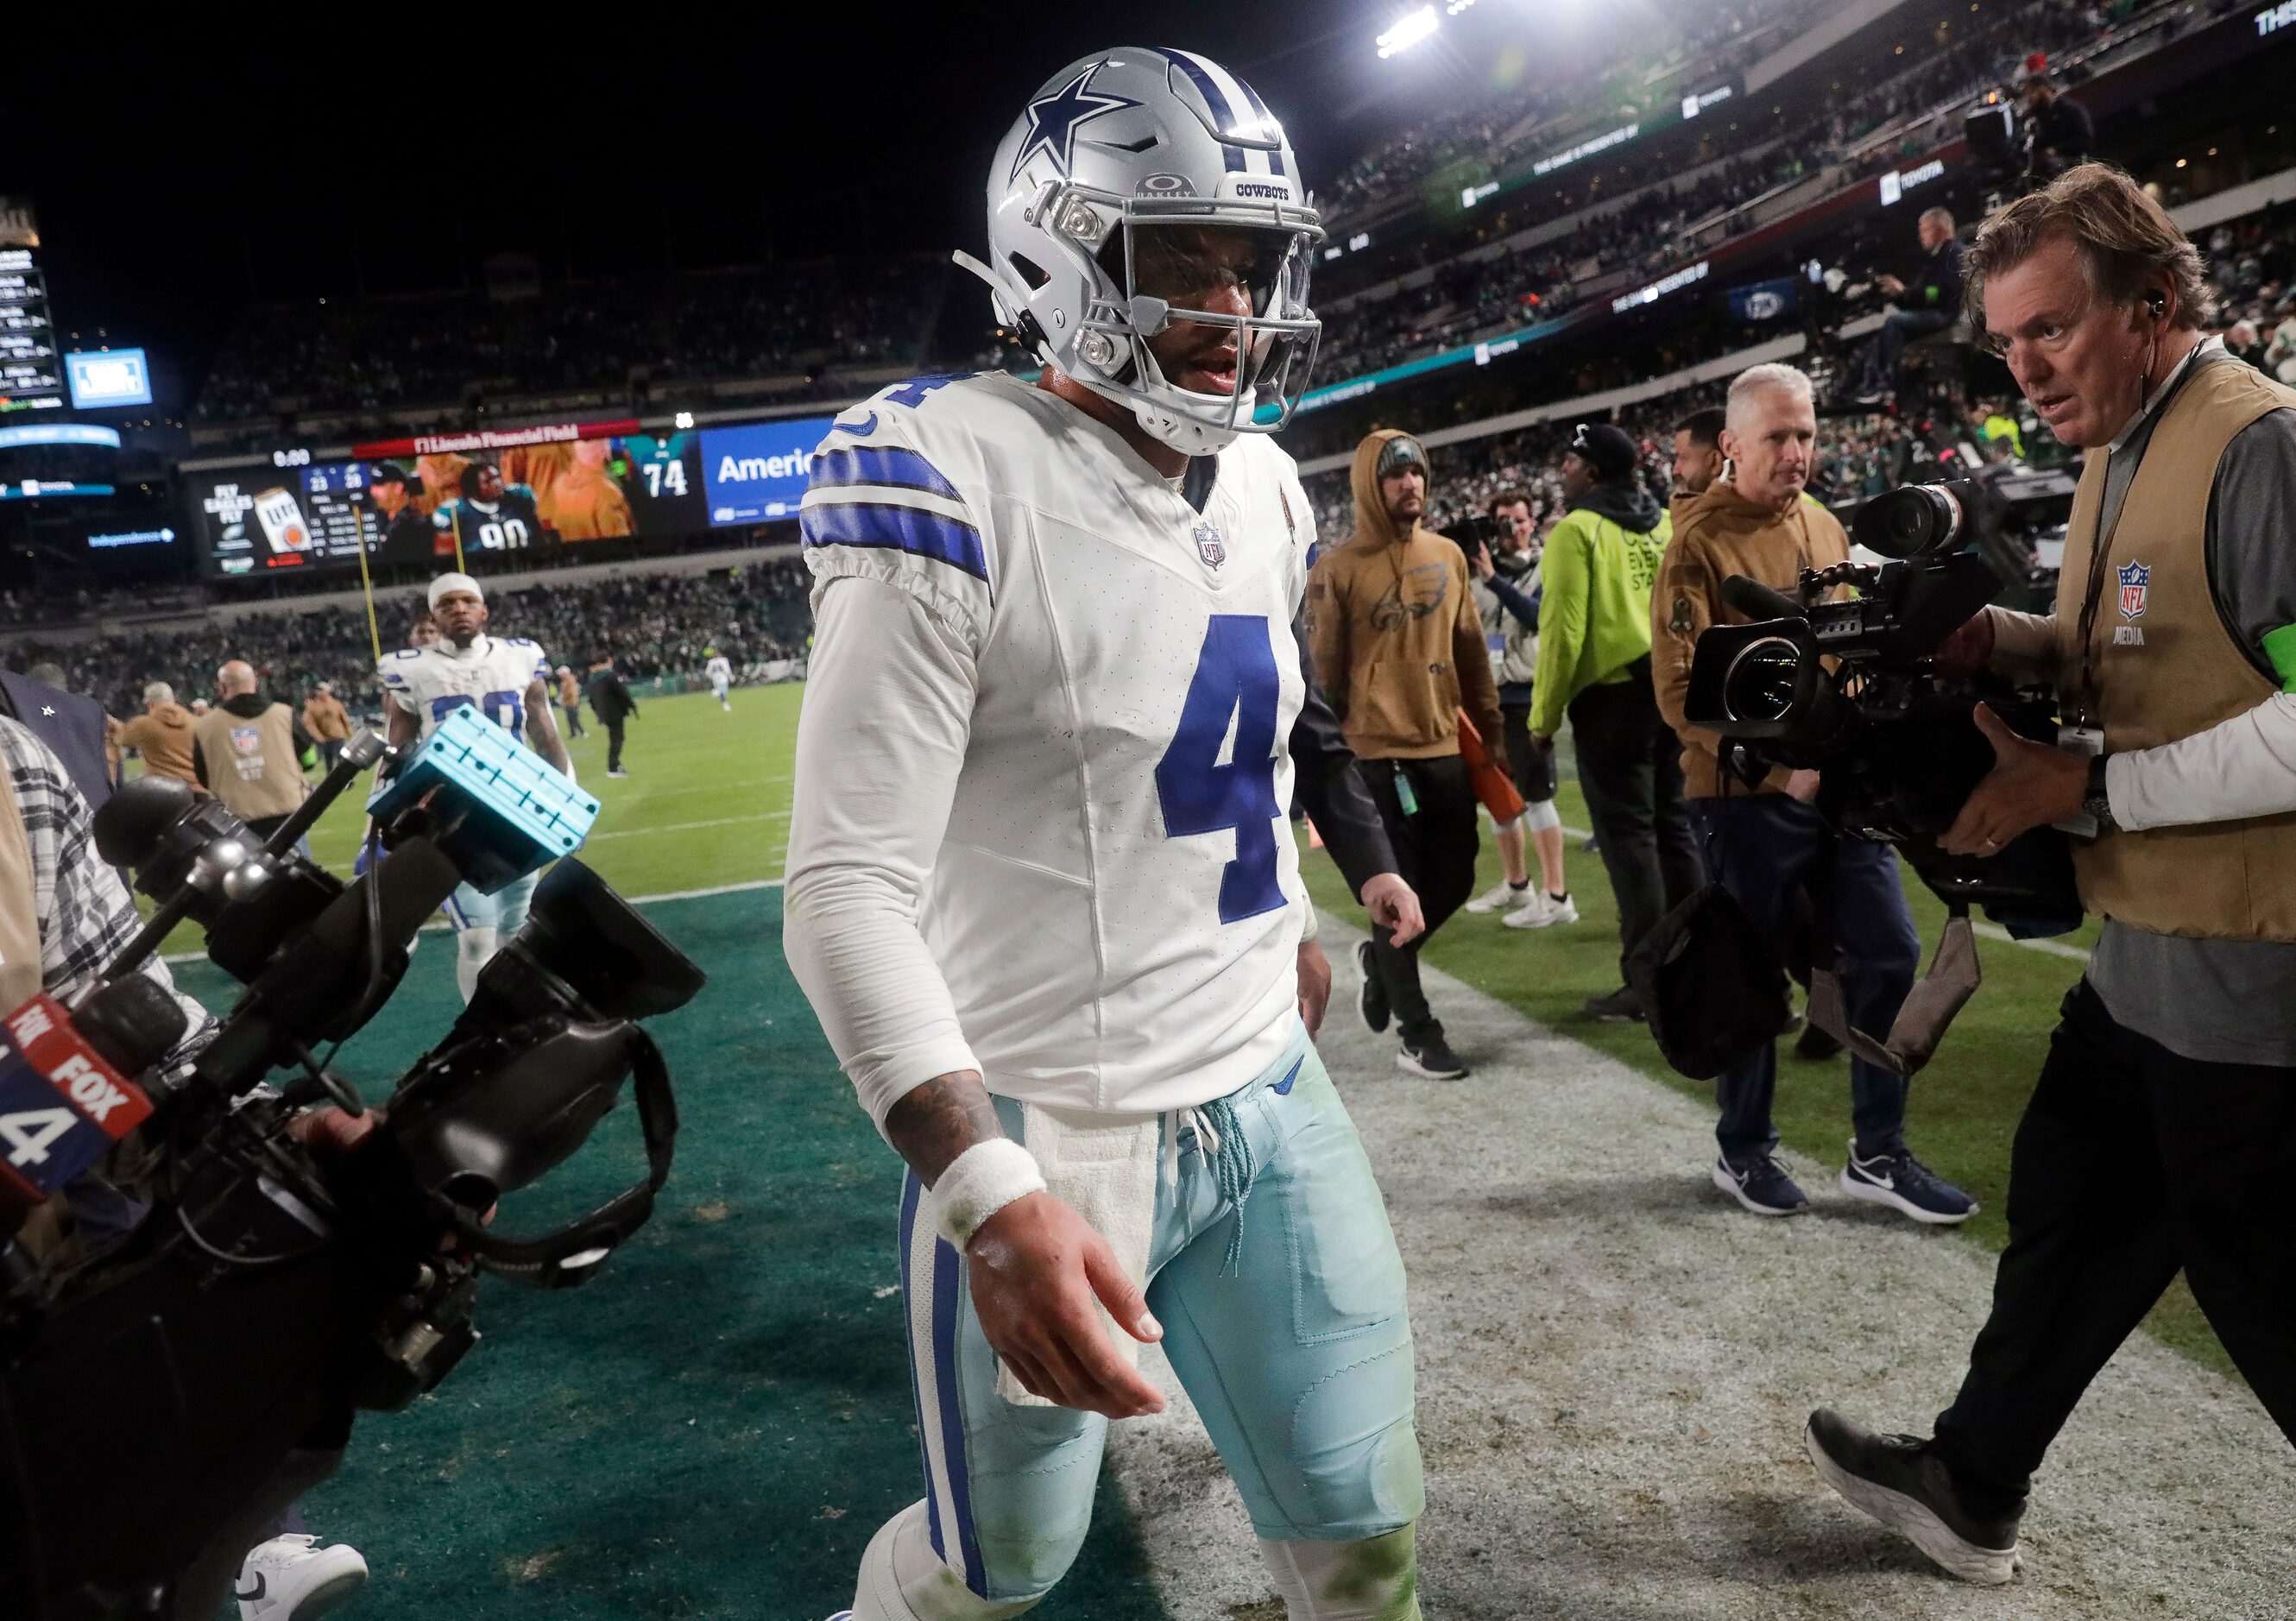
[785,371,1317,1122]
[380,634,553,744]
[706,656,733,686]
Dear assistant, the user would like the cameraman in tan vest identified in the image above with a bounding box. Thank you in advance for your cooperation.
[192,660,315,847]
[1806,166,2296,1586]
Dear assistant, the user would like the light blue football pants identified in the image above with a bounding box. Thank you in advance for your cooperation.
[442,870,539,934]
[895,1021,1423,1605]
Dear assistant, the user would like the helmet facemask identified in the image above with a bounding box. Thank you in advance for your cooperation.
[1033,186,1322,452]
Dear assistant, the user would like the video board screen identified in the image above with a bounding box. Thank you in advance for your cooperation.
[65,348,152,409]
[194,426,707,577]
[0,198,62,415]
[701,416,835,526]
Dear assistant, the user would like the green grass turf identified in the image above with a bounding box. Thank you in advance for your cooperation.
[1296,769,2230,1378]
[171,691,1168,1620]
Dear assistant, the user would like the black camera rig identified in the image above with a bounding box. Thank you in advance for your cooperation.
[0,725,703,1619]
[1684,477,2082,930]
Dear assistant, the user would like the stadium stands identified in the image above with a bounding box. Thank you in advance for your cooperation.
[189,256,946,451]
[1309,0,2180,388]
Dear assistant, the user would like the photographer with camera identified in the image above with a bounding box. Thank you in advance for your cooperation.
[1851,207,1965,407]
[1805,163,2296,1586]
[0,711,378,1621]
[1653,363,1976,1222]
[2020,70,2093,186]
[1465,490,1576,929]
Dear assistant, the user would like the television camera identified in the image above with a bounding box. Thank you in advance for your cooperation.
[1683,476,2082,930]
[0,710,703,1619]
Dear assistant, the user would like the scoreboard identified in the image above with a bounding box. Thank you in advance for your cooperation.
[0,199,62,416]
[191,424,712,577]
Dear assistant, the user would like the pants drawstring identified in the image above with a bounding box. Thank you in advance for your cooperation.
[1166,1096,1260,1276]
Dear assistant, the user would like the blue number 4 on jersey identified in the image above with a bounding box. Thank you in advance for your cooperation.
[1156,615,1284,924]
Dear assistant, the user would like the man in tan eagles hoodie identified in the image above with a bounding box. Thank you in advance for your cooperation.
[1307,428,1504,1080]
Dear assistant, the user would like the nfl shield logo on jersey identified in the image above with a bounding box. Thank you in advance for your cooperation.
[230,725,262,755]
[1195,521,1227,571]
[2117,560,2150,621]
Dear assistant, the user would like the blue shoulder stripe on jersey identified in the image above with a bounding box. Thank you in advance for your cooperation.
[1158,50,1247,173]
[808,445,961,501]
[800,500,987,583]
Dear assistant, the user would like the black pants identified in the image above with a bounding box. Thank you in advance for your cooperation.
[563,700,587,738]
[1363,753,1480,1043]
[1567,662,1704,979]
[1499,699,1557,804]
[1859,307,1953,394]
[317,738,343,772]
[604,717,626,772]
[1932,980,2296,1505]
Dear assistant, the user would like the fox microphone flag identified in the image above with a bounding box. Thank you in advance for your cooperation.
[0,994,156,1209]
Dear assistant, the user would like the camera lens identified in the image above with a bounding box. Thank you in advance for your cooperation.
[1722,636,1807,723]
[1854,483,1965,559]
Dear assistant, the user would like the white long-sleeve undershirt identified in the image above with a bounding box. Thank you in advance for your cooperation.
[1985,604,2296,829]
[781,575,981,1135]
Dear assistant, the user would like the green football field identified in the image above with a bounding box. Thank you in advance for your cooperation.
[163,685,2224,1618]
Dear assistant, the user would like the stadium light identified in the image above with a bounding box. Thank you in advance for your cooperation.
[1378,5,1439,58]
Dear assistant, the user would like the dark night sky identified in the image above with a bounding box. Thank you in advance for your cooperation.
[5,4,1652,398]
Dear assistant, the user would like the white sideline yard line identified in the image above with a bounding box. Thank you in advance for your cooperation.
[1555,822,2091,964]
[587,810,789,839]
[157,875,787,962]
[1105,918,2296,1618]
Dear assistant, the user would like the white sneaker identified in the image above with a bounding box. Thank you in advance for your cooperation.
[1465,880,1531,915]
[1503,891,1579,929]
[237,1535,369,1620]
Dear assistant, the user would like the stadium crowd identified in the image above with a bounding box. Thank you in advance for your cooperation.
[15,558,811,722]
[193,258,938,428]
[1308,0,2182,386]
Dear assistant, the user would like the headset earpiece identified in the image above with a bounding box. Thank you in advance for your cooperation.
[2146,291,2168,321]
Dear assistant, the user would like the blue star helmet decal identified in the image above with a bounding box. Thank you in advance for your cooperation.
[1009,61,1142,184]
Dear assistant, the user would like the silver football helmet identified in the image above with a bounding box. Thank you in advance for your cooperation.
[959,47,1324,455]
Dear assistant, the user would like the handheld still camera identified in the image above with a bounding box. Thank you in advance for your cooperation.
[1682,478,2081,930]
[0,710,703,1618]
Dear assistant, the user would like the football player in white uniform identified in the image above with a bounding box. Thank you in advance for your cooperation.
[704,649,734,711]
[379,572,571,1000]
[785,48,1423,1621]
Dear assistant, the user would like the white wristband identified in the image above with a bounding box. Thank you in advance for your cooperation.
[930,1138,1046,1250]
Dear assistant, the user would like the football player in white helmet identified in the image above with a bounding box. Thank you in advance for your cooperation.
[788,47,1422,1621]
[704,648,734,711]
[378,572,571,1000]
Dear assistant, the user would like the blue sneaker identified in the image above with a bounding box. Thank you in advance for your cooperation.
[1712,1152,1809,1216]
[1841,1142,1977,1225]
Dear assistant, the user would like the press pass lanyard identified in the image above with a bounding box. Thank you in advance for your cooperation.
[2069,462,2127,720]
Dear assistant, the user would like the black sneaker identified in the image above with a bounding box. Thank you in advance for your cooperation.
[1355,940,1390,1034]
[1711,1152,1810,1216]
[1803,1410,2022,1586]
[1397,1031,1468,1080]
[1580,986,1643,1022]
[1795,1023,1845,1061]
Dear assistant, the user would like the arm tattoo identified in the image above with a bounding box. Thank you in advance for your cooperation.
[884,1069,1005,1187]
